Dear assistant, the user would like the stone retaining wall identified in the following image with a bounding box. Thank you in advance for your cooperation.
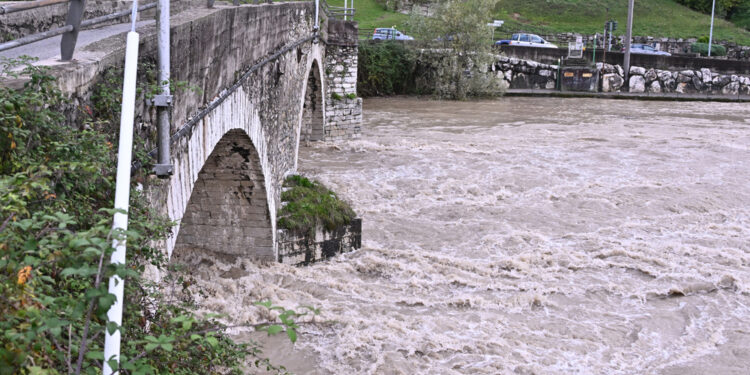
[600,63,750,95]
[277,219,362,265]
[494,54,750,95]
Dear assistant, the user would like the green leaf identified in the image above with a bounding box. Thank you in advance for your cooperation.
[205,336,219,347]
[266,325,284,335]
[286,328,297,343]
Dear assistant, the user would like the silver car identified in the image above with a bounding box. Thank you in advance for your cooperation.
[624,44,671,56]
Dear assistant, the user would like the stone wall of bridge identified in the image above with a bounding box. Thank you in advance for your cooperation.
[7,2,363,264]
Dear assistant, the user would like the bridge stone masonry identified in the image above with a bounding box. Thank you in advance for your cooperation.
[10,2,363,265]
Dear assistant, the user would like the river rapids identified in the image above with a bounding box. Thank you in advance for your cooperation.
[173,97,750,374]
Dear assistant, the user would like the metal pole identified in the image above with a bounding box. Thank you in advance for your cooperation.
[314,0,319,31]
[154,0,173,177]
[708,0,716,57]
[344,0,347,21]
[60,0,85,61]
[623,0,634,85]
[102,25,140,375]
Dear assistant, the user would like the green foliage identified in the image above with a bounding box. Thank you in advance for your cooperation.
[698,35,710,43]
[0,58,294,375]
[691,42,728,55]
[407,0,501,99]
[277,175,356,236]
[675,0,741,16]
[345,93,357,99]
[330,92,343,100]
[358,41,418,96]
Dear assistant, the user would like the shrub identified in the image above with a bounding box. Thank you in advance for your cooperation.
[691,42,728,56]
[277,175,356,236]
[357,41,418,97]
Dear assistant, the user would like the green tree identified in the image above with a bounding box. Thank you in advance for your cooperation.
[407,0,501,99]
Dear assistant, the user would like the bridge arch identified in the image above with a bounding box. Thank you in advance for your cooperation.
[294,53,326,170]
[172,129,274,262]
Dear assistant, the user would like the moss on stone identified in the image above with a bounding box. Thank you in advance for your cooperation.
[277,175,356,235]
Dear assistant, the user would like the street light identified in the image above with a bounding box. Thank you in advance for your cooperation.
[708,0,716,57]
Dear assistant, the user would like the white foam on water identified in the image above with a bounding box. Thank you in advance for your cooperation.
[172,97,750,374]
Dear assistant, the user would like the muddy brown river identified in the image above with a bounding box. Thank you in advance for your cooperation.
[178,97,750,374]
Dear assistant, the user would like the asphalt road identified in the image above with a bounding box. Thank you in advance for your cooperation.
[0,20,154,61]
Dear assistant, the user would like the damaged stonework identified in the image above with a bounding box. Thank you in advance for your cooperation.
[277,219,362,266]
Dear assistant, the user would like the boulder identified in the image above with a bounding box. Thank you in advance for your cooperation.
[615,65,624,77]
[722,81,740,95]
[630,66,646,76]
[511,72,529,89]
[700,68,712,84]
[692,76,703,91]
[680,70,695,78]
[713,75,731,87]
[662,78,675,93]
[644,69,658,82]
[602,73,624,92]
[675,82,689,93]
[538,69,552,77]
[648,80,662,93]
[657,70,672,82]
[629,75,646,93]
[545,80,556,89]
[677,73,693,83]
[731,74,738,82]
[504,70,512,82]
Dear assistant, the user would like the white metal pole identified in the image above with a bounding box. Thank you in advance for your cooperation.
[708,0,716,57]
[623,0,634,84]
[314,0,319,30]
[344,0,347,20]
[102,29,140,375]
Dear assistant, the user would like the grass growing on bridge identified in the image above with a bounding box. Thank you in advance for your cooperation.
[278,175,356,235]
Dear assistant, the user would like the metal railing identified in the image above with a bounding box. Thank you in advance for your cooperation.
[321,0,354,21]
[0,0,155,58]
[0,0,69,14]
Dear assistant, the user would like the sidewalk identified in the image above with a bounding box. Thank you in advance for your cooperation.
[505,89,750,102]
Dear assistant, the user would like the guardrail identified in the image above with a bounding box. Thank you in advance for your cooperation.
[0,0,69,15]
[321,0,354,21]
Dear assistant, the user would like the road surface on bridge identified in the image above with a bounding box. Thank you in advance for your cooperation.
[0,20,154,61]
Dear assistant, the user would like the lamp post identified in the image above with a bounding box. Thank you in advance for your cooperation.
[708,0,716,57]
[623,0,634,84]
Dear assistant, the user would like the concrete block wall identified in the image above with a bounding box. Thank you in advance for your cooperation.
[278,219,362,265]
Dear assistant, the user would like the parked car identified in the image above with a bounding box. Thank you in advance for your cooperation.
[495,33,558,48]
[372,27,414,41]
[623,43,671,56]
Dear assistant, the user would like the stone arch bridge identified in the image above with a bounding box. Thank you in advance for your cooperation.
[32,2,362,264]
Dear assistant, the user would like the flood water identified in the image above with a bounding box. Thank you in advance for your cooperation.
[176,97,750,374]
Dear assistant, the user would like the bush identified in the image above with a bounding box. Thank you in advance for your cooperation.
[277,175,356,236]
[691,42,728,56]
[358,41,418,97]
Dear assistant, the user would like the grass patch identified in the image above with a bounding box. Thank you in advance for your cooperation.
[327,0,410,33]
[332,0,750,45]
[277,175,356,236]
[492,0,750,45]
